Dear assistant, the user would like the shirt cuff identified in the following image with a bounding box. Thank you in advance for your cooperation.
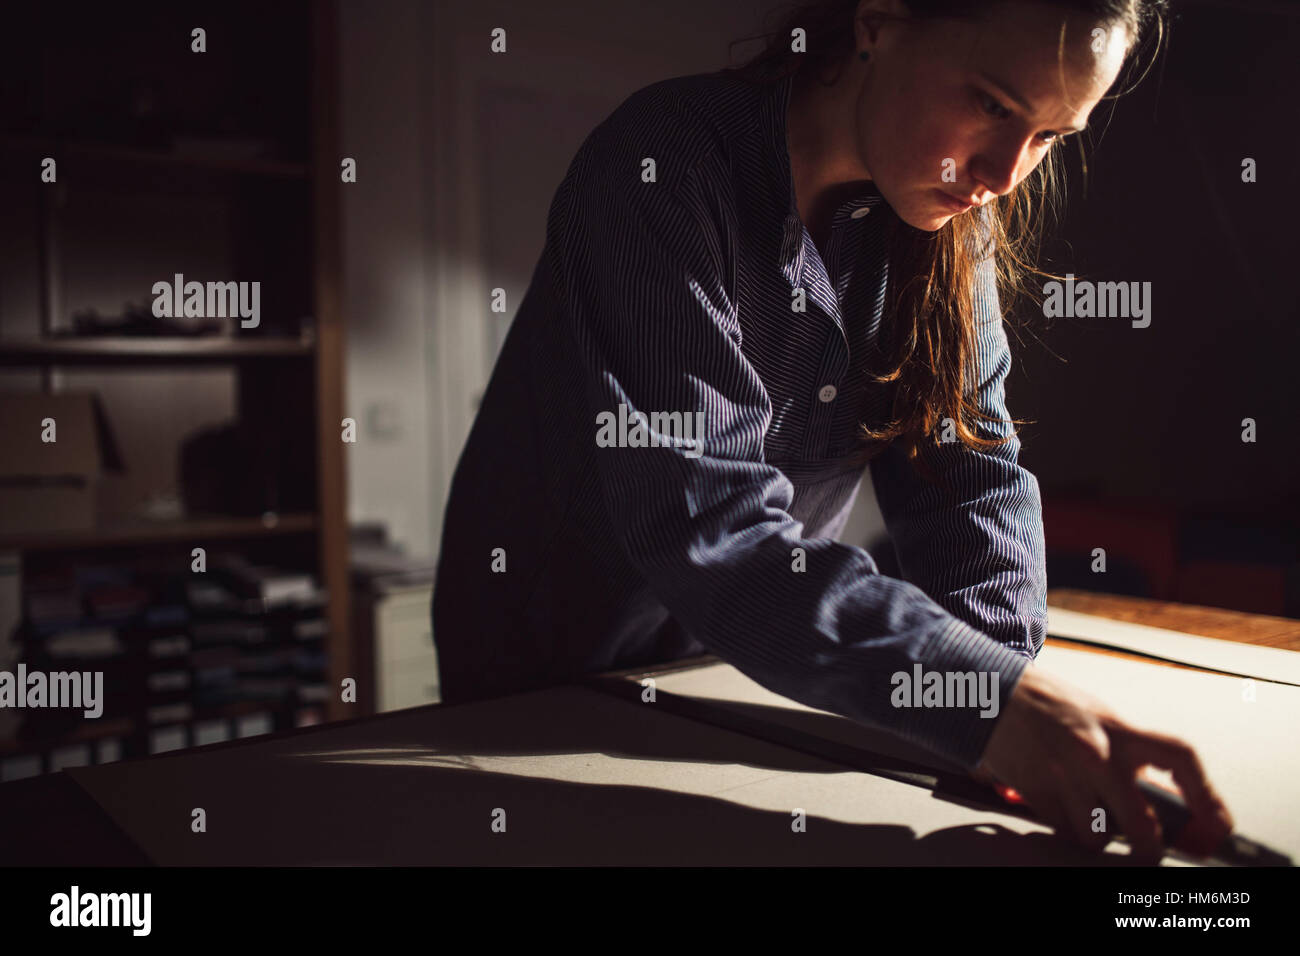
[889,616,1032,771]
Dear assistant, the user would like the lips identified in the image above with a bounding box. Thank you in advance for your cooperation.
[934,190,974,212]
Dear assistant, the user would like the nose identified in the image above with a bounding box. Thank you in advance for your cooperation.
[969,139,1028,202]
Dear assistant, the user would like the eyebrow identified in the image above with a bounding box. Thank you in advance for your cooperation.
[976,70,1087,133]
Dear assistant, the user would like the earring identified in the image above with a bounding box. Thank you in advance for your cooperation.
[859,50,870,62]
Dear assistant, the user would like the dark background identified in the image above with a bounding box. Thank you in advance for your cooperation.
[1004,0,1299,612]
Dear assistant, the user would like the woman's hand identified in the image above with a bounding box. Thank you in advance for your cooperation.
[977,664,1234,863]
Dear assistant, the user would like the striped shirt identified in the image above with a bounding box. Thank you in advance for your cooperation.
[432,67,1048,770]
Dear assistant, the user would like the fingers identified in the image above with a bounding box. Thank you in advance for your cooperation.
[979,668,1233,863]
[1097,776,1164,863]
[1023,773,1163,861]
[1119,730,1235,848]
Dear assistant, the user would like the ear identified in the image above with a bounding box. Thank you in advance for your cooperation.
[855,0,911,56]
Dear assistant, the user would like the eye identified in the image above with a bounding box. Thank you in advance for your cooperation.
[978,90,1063,146]
[977,90,1011,120]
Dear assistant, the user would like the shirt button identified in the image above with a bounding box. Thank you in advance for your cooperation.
[850,206,871,219]
[818,384,837,402]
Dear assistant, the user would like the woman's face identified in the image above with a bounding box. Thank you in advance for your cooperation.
[853,0,1131,230]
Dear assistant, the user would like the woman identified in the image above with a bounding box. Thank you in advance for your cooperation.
[433,0,1233,861]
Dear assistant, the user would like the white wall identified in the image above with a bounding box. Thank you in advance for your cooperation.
[339,0,437,558]
[339,0,887,563]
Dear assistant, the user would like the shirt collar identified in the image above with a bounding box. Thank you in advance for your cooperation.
[768,71,883,286]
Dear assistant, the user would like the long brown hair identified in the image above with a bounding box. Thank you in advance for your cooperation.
[723,0,1168,482]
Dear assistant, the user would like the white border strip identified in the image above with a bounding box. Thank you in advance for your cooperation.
[1046,606,1300,685]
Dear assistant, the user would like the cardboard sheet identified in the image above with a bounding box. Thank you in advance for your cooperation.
[645,645,1300,860]
[1047,606,1300,685]
[65,682,1125,866]
[61,628,1298,865]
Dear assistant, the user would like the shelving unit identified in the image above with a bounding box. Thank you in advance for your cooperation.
[0,336,316,365]
[0,512,319,553]
[0,0,350,778]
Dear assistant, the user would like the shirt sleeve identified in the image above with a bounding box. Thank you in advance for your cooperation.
[867,241,1049,660]
[548,106,1030,769]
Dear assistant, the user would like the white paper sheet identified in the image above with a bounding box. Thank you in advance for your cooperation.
[1047,606,1300,685]
[649,645,1300,860]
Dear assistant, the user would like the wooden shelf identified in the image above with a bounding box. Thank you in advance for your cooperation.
[0,135,310,179]
[0,335,315,366]
[0,2,353,763]
[0,512,318,552]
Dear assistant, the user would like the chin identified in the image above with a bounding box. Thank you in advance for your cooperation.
[898,207,956,232]
[894,185,979,231]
